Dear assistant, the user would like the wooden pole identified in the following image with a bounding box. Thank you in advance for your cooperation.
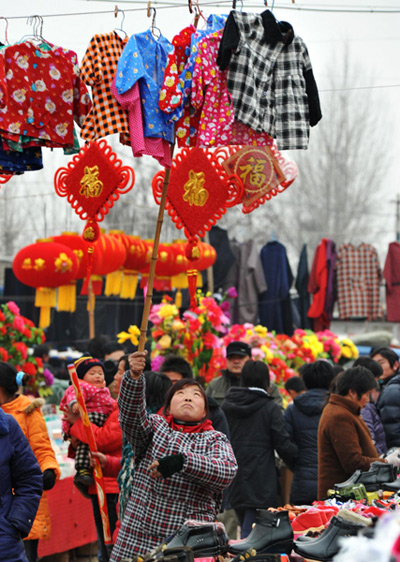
[138,150,174,352]
[88,276,95,339]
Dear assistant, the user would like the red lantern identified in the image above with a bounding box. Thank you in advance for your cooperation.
[197,242,217,271]
[111,234,149,300]
[140,242,175,292]
[80,232,127,296]
[170,241,190,307]
[51,232,90,312]
[13,240,78,328]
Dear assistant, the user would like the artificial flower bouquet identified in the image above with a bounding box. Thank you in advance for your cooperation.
[0,301,54,397]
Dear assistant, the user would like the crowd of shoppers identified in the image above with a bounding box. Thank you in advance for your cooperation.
[3,333,400,562]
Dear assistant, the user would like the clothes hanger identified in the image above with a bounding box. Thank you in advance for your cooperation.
[148,7,161,39]
[194,0,207,24]
[0,17,10,45]
[114,7,127,38]
[20,15,47,45]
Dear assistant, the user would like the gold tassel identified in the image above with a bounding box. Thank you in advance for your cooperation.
[171,272,188,290]
[38,306,51,329]
[35,288,56,329]
[105,270,123,296]
[187,269,198,309]
[175,289,182,308]
[120,272,138,300]
[57,282,76,313]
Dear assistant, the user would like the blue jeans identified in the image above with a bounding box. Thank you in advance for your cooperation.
[90,493,118,562]
[235,508,257,539]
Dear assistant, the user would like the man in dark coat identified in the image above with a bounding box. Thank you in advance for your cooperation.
[284,361,335,505]
[371,347,400,448]
[222,361,297,538]
[207,341,284,411]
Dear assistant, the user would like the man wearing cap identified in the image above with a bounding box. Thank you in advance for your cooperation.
[206,341,284,411]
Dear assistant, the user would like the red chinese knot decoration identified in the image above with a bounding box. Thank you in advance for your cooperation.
[215,144,298,214]
[152,147,242,308]
[54,139,135,243]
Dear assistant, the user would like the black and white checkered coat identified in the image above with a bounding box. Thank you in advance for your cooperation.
[223,12,316,150]
[110,374,237,562]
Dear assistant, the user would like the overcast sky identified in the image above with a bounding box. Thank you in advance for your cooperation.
[1,0,400,251]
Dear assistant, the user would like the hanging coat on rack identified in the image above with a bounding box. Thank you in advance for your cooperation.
[294,244,312,330]
[307,239,336,331]
[336,243,382,321]
[217,10,322,150]
[383,242,400,322]
[259,240,294,335]
[228,239,268,325]
[203,226,236,293]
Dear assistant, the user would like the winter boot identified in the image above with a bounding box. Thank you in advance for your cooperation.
[162,522,229,557]
[334,461,396,491]
[230,551,281,562]
[228,510,293,555]
[293,515,366,561]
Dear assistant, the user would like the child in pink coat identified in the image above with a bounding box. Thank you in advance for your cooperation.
[60,356,116,488]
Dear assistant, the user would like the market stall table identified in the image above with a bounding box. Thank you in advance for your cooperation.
[38,476,97,557]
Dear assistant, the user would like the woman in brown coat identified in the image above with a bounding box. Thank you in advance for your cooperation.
[318,366,385,499]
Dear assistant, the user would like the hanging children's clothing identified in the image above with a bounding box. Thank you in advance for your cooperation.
[336,243,382,321]
[217,10,322,150]
[80,32,130,143]
[383,242,400,322]
[191,29,274,148]
[0,144,43,173]
[0,41,91,149]
[115,30,174,147]
[160,14,227,148]
[111,77,171,167]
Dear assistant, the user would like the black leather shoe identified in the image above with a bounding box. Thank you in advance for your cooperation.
[122,550,194,562]
[294,516,365,561]
[228,510,293,555]
[334,461,396,491]
[230,552,281,562]
[163,523,229,557]
[382,478,400,492]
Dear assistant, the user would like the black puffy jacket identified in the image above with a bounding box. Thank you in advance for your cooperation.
[222,387,297,510]
[284,388,327,504]
[377,374,400,448]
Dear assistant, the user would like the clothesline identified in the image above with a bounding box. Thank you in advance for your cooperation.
[2,1,400,21]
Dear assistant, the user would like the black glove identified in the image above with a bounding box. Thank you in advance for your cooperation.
[157,454,184,478]
[42,469,57,491]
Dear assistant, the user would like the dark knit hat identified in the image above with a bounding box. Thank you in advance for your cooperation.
[226,341,252,358]
[74,356,104,379]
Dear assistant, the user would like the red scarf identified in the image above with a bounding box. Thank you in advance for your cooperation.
[164,414,214,433]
